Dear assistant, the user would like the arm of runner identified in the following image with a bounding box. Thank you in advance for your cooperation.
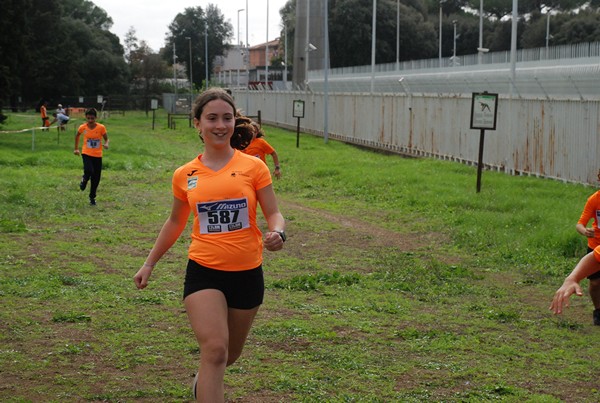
[550,251,600,314]
[74,131,81,155]
[271,150,281,179]
[257,184,285,251]
[134,197,191,289]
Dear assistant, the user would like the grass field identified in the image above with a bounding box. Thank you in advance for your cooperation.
[0,109,598,402]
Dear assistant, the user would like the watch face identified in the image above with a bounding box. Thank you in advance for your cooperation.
[276,231,286,242]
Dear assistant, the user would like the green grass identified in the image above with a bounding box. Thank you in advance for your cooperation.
[0,110,598,402]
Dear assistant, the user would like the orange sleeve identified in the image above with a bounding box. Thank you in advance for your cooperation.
[577,193,598,226]
[172,163,191,201]
[258,138,275,156]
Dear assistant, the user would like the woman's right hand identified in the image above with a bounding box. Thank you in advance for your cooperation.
[134,265,153,289]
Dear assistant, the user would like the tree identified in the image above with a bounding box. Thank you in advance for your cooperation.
[124,27,139,64]
[279,0,296,70]
[327,0,437,67]
[129,41,171,100]
[0,0,129,106]
[164,5,233,89]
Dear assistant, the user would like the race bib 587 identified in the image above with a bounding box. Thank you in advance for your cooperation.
[196,198,249,234]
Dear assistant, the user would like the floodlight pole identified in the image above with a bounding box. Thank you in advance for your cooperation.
[237,9,244,45]
[284,21,288,87]
[304,0,310,90]
[173,42,177,113]
[205,25,208,91]
[478,0,483,64]
[452,20,457,66]
[396,0,399,71]
[545,11,551,58]
[370,0,377,93]
[439,0,445,67]
[265,0,269,90]
[245,0,249,114]
[186,36,193,110]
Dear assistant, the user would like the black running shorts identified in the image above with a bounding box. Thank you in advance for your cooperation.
[586,247,600,280]
[183,259,264,309]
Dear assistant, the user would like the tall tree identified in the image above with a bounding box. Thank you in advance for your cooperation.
[129,40,171,99]
[164,5,232,89]
[0,0,129,106]
[328,0,437,67]
[279,0,296,69]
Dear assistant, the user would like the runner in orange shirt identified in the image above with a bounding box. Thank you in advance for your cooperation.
[574,168,600,325]
[133,88,286,401]
[74,108,109,206]
[241,119,282,179]
[550,246,600,321]
[40,100,50,130]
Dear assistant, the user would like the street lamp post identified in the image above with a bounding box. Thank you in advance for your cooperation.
[396,0,400,71]
[172,42,177,113]
[237,9,244,45]
[305,0,311,90]
[204,25,208,91]
[545,10,552,58]
[452,20,457,66]
[265,0,269,90]
[370,0,377,93]
[439,0,445,68]
[245,0,249,113]
[237,8,245,88]
[478,0,483,64]
[283,21,287,87]
[186,37,193,107]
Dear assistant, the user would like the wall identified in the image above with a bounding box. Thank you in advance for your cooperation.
[234,90,600,185]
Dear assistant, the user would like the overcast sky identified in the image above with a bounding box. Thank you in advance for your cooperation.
[93,0,289,52]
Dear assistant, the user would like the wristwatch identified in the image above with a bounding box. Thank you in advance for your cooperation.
[274,230,286,242]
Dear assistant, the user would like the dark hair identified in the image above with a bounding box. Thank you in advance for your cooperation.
[85,108,97,117]
[251,121,265,138]
[233,115,257,150]
[193,88,252,150]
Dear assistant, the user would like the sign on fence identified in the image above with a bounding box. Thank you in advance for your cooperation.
[293,100,305,148]
[470,92,499,193]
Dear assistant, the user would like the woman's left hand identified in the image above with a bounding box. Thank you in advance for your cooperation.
[264,231,284,251]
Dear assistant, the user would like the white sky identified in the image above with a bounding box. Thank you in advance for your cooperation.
[93,0,289,52]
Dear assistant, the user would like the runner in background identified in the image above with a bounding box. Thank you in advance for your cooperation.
[574,168,600,325]
[50,112,70,131]
[240,118,282,179]
[74,108,109,206]
[40,100,50,131]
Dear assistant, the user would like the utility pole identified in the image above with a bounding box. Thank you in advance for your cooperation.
[205,25,208,91]
[186,37,193,109]
[173,42,177,112]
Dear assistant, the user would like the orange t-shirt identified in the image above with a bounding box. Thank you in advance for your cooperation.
[41,105,50,127]
[172,150,272,271]
[77,123,107,157]
[577,191,600,249]
[242,138,275,164]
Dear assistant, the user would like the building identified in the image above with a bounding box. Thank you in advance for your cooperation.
[214,39,291,90]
